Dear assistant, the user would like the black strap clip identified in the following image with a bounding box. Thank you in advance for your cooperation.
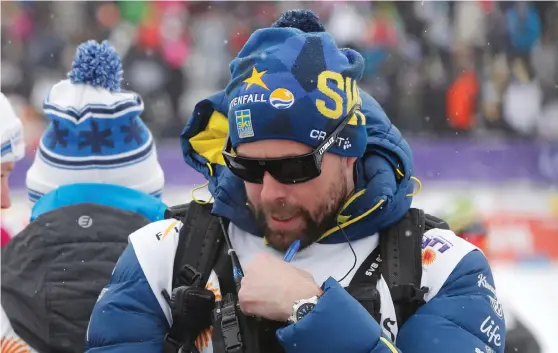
[391,284,429,305]
[175,264,203,288]
[163,333,184,353]
[220,296,243,353]
[424,213,450,231]
[346,284,382,322]
[165,203,191,220]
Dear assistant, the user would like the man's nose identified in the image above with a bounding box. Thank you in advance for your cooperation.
[260,172,289,204]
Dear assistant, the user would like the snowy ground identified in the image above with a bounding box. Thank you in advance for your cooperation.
[492,264,558,353]
[3,185,557,353]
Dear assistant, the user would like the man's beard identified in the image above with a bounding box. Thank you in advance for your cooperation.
[249,177,349,252]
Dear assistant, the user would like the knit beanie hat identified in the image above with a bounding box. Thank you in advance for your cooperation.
[225,10,367,157]
[26,40,164,202]
[0,93,25,163]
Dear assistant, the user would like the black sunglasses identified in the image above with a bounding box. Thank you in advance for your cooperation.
[222,105,360,184]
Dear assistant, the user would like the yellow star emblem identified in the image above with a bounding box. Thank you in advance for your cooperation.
[243,67,269,91]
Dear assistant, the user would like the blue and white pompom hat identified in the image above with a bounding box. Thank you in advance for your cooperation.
[26,40,165,202]
[0,93,25,163]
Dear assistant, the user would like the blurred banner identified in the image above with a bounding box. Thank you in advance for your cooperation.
[484,213,558,262]
[9,139,558,263]
[410,138,558,184]
[9,138,558,188]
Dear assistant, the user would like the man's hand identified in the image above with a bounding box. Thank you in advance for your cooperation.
[238,252,322,322]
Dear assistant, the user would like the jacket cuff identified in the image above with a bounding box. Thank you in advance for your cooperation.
[276,277,382,353]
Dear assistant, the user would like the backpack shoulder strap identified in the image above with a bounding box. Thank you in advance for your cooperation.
[380,208,424,289]
[347,208,450,335]
[170,202,224,288]
[423,213,450,233]
[380,208,426,326]
[169,203,236,296]
[163,202,226,353]
[379,208,450,327]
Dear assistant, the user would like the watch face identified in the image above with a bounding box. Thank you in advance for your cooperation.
[296,303,316,321]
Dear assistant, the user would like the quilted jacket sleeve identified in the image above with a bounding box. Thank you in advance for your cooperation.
[276,249,505,353]
[85,243,169,353]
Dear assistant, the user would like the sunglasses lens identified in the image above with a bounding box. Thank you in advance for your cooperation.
[267,157,320,184]
[224,154,320,184]
[224,155,264,183]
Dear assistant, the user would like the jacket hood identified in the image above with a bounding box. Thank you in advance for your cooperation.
[180,90,416,243]
[31,183,168,223]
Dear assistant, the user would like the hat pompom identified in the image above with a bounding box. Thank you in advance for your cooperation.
[68,40,122,92]
[272,9,325,33]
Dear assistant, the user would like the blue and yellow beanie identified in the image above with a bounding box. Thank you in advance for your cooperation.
[225,10,367,158]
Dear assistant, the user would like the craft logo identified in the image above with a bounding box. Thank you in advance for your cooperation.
[421,234,453,254]
[310,130,352,150]
[235,110,255,139]
[422,248,437,265]
[269,88,295,109]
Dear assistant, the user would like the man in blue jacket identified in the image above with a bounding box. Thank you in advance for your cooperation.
[86,10,505,353]
[1,40,167,353]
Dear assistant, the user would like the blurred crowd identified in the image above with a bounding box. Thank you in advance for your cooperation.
[2,1,558,146]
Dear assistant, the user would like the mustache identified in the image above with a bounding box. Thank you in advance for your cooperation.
[252,201,304,218]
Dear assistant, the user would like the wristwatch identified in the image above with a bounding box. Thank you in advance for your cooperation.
[288,295,319,324]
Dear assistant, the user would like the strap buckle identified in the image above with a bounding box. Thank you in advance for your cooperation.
[391,284,429,304]
[220,300,243,353]
[163,333,183,353]
[165,203,191,220]
[176,264,202,288]
[424,214,450,231]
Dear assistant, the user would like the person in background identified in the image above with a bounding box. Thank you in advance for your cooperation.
[1,40,167,353]
[444,198,541,353]
[0,92,26,247]
[506,2,542,57]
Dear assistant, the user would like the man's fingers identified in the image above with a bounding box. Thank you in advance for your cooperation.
[238,286,256,316]
[293,266,315,281]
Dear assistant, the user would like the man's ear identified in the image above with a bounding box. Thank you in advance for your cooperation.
[343,156,358,183]
[345,157,357,169]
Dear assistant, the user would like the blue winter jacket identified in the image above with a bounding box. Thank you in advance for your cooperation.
[85,90,505,353]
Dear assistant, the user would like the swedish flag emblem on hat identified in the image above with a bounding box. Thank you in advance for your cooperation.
[235,109,254,139]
